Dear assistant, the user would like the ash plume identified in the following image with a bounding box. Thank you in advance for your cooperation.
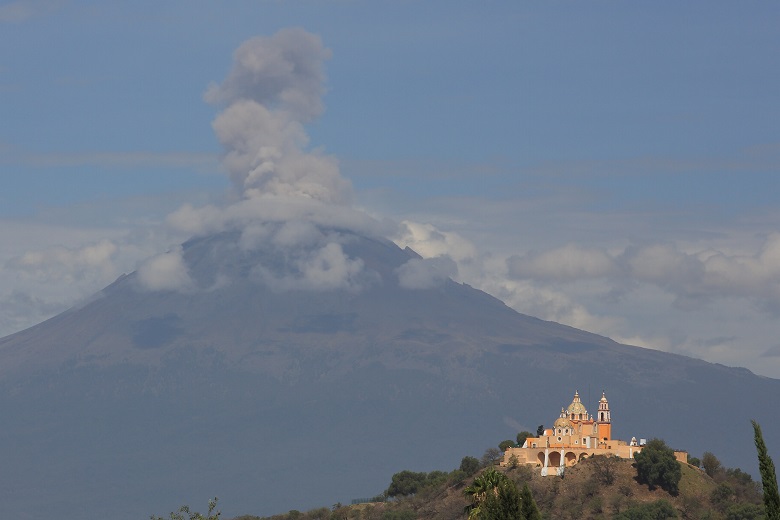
[159,28,389,293]
[204,27,352,206]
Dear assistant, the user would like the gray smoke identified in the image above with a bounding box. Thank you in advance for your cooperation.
[156,28,390,293]
[204,28,351,205]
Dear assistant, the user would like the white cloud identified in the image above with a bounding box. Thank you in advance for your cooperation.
[137,246,194,292]
[7,239,119,284]
[625,243,704,289]
[377,210,780,377]
[253,241,373,293]
[167,196,385,240]
[393,221,477,264]
[0,222,176,336]
[0,290,68,336]
[507,244,615,281]
[482,275,622,336]
[396,256,458,290]
[503,235,780,313]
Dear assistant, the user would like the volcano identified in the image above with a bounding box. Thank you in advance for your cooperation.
[0,228,777,520]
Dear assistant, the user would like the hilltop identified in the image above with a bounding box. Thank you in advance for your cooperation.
[232,454,764,520]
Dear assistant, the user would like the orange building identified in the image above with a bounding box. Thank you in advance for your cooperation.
[501,390,687,476]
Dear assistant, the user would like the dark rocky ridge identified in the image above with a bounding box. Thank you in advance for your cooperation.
[0,229,777,520]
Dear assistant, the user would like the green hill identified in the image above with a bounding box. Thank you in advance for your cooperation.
[230,455,764,520]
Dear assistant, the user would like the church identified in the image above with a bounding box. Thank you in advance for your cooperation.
[500,390,687,476]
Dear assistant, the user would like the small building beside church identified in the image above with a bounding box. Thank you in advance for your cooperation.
[500,390,687,476]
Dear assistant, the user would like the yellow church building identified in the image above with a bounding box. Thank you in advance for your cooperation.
[501,390,687,476]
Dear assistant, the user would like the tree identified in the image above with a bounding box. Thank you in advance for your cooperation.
[385,470,428,497]
[480,479,523,520]
[465,470,539,520]
[702,451,722,479]
[710,483,735,512]
[516,431,534,447]
[633,438,681,495]
[753,419,780,520]
[449,469,468,486]
[151,498,220,520]
[536,425,545,437]
[507,454,519,469]
[519,483,541,520]
[426,470,448,488]
[460,456,481,477]
[464,468,507,519]
[688,456,701,468]
[481,447,502,467]
[498,439,515,452]
[725,503,765,520]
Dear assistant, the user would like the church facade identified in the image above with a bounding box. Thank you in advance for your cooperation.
[500,391,687,476]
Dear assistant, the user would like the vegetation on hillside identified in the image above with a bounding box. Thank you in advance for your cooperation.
[633,439,681,495]
[463,467,540,520]
[151,497,221,520]
[155,424,779,520]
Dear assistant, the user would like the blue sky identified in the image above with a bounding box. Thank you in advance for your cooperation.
[1,1,780,377]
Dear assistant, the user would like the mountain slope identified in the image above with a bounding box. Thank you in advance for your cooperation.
[0,230,776,520]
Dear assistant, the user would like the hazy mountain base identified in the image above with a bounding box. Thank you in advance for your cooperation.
[234,458,763,520]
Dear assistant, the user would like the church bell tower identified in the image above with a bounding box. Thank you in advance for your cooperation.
[596,391,612,441]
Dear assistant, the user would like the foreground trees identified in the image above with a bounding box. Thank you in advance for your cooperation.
[753,420,780,520]
[464,468,540,520]
[633,439,681,495]
[385,470,448,497]
[150,498,220,520]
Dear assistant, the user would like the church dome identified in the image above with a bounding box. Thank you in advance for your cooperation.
[566,391,588,416]
[554,416,572,428]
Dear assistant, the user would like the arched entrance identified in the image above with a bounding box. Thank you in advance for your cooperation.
[548,451,561,467]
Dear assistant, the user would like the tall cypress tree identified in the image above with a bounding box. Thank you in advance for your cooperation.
[752,419,780,520]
